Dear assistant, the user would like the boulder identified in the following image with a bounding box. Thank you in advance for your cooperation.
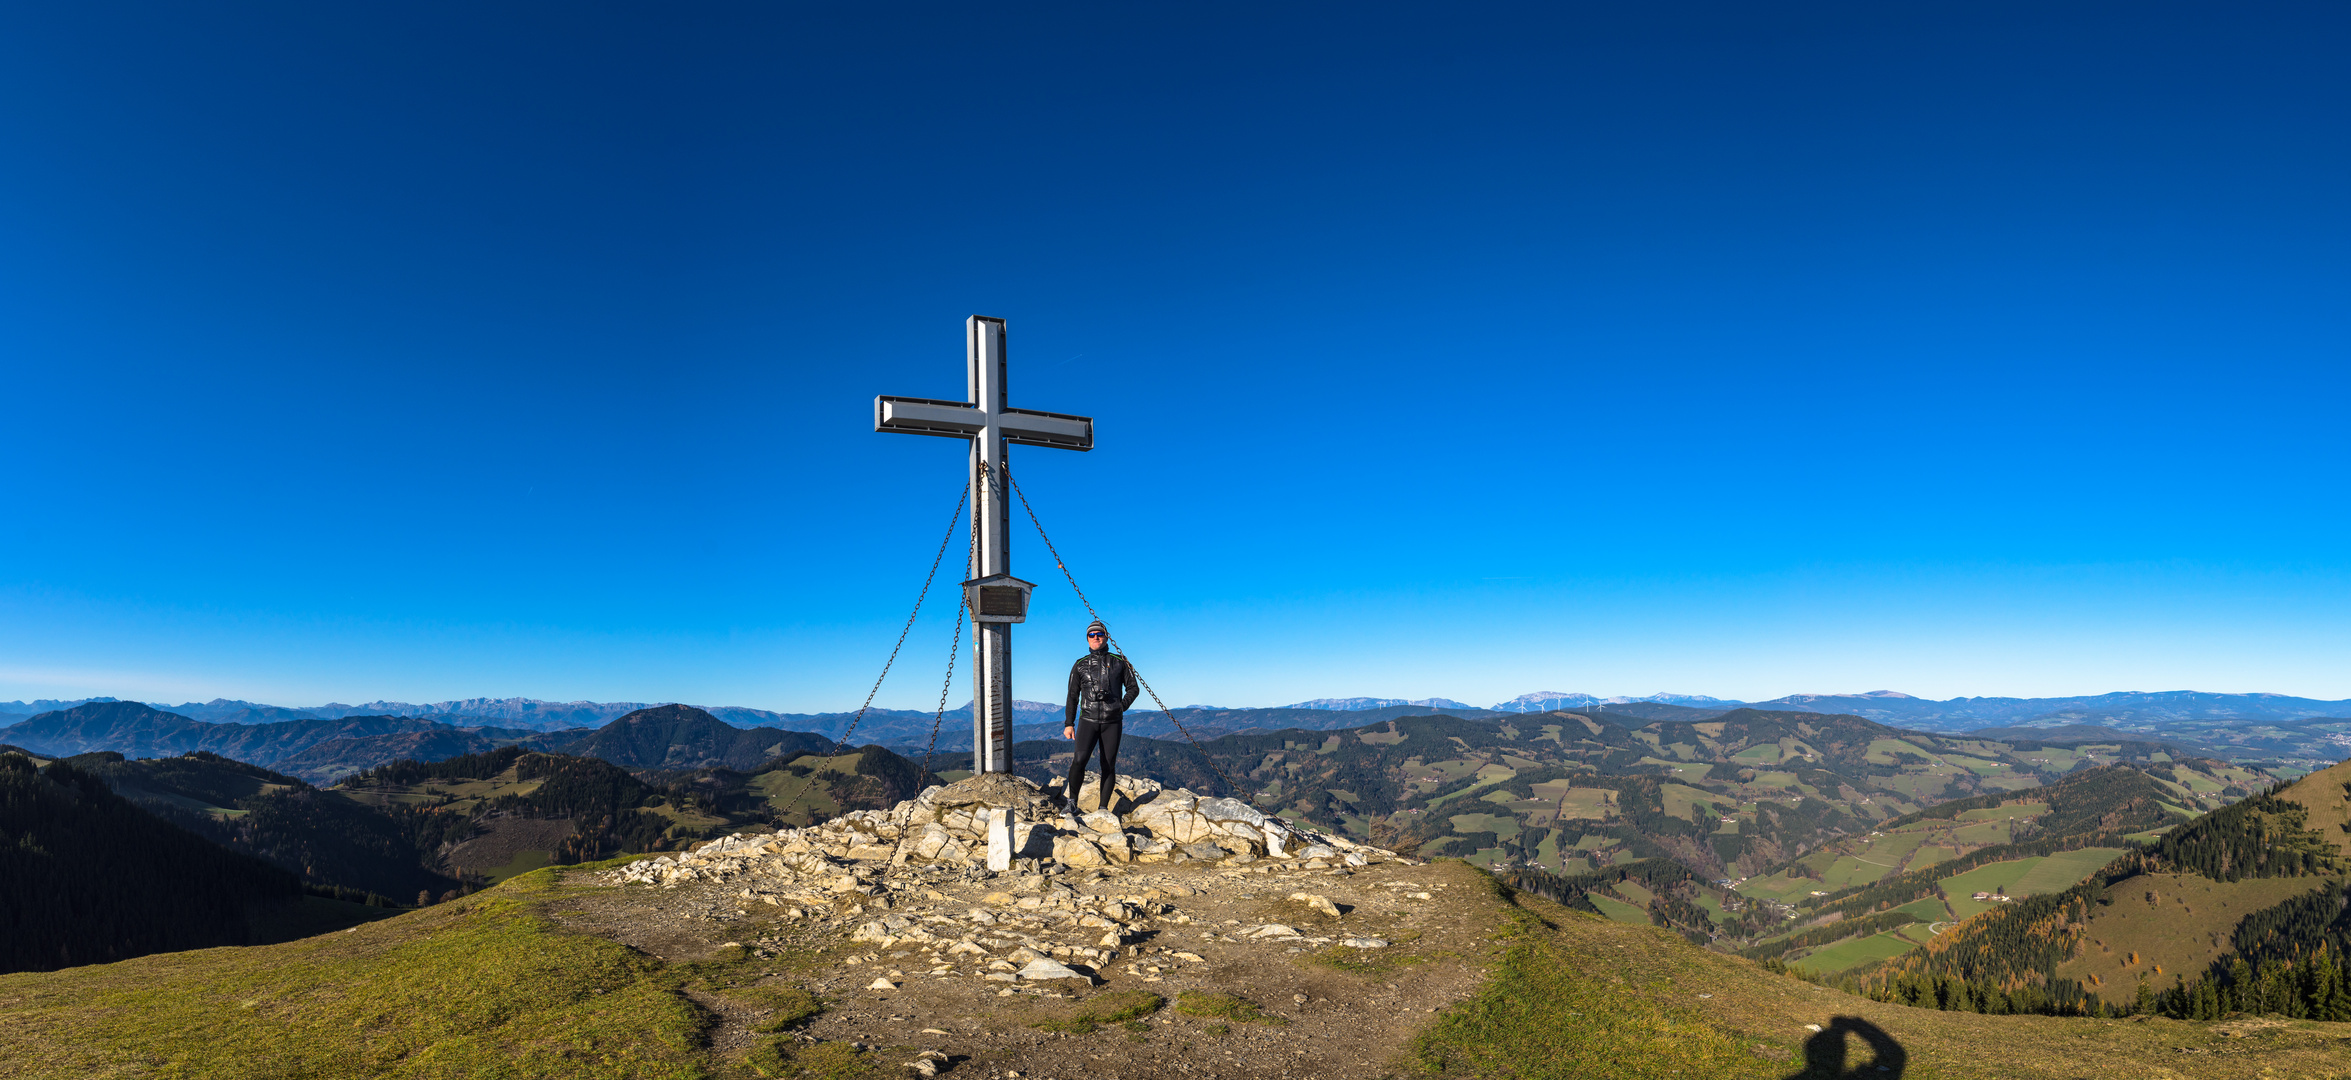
[1217,820,1265,853]
[1017,958,1091,983]
[1061,771,1164,814]
[1015,822,1058,859]
[1289,892,1341,918]
[1079,809,1123,835]
[903,823,958,861]
[1180,840,1230,861]
[1127,796,1219,845]
[1195,796,1269,829]
[1052,834,1109,868]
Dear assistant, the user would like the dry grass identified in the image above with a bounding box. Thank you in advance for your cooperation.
[1408,866,2351,1080]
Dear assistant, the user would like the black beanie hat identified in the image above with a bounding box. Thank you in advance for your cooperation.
[1086,619,1108,638]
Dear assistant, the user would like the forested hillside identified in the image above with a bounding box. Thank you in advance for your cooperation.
[1847,759,2351,1020]
[557,704,834,772]
[337,742,944,881]
[0,753,303,973]
[1003,708,2242,881]
[64,750,462,902]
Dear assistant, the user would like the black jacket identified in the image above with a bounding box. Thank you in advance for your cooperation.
[1066,649,1140,724]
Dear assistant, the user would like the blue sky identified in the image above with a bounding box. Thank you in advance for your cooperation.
[2,2,2345,712]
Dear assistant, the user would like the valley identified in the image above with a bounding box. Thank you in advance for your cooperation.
[9,693,2350,1044]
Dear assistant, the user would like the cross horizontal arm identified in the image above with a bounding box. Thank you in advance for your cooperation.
[874,396,1094,451]
[875,396,982,439]
[999,408,1093,451]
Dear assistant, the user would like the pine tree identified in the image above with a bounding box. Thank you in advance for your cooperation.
[2309,949,2345,1021]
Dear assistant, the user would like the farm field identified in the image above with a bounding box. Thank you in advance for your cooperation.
[1798,930,1920,973]
[1585,893,1649,925]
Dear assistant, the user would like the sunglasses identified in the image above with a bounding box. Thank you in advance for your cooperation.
[1086,631,1106,638]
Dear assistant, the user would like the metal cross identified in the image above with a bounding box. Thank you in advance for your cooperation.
[874,316,1093,774]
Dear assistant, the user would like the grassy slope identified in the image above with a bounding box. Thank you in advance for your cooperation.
[0,864,708,1080]
[2053,872,2339,1006]
[1415,867,2351,1080]
[8,856,2350,1080]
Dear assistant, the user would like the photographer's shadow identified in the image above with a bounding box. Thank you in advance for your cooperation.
[1784,1016,1906,1079]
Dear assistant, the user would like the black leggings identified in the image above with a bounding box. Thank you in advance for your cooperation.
[1067,718,1122,810]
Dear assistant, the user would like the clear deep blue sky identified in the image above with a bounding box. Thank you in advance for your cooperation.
[3,3,2345,712]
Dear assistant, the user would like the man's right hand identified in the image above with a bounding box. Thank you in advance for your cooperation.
[1063,724,1075,740]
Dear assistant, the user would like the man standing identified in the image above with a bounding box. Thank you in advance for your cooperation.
[1064,618,1139,814]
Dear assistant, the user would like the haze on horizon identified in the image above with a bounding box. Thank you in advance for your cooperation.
[2,4,2345,713]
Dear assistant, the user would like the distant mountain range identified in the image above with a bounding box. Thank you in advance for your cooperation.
[9,688,2345,737]
[1283,697,1478,711]
[0,703,581,779]
[7,689,2348,773]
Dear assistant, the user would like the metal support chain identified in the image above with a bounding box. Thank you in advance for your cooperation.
[996,465,1250,801]
[915,522,979,776]
[774,482,969,821]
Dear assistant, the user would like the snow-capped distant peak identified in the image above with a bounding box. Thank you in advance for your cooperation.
[1282,697,1476,712]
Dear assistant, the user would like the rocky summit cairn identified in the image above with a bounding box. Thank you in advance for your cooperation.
[602,773,1408,985]
[609,773,1400,891]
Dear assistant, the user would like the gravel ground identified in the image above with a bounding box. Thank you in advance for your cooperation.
[548,855,1503,1079]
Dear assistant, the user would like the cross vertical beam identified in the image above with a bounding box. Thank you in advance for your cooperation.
[967,317,1013,774]
[873,316,1094,775]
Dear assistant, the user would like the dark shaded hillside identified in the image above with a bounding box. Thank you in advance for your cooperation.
[0,753,302,973]
[342,743,945,865]
[561,704,834,771]
[70,750,462,902]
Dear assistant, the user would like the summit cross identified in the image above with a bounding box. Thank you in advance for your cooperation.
[874,316,1094,775]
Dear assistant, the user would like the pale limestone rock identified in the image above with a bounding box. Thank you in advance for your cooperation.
[1290,892,1342,918]
[1196,796,1269,828]
[1181,840,1230,861]
[1079,809,1122,834]
[1052,834,1108,867]
[1017,958,1089,982]
[905,823,957,860]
